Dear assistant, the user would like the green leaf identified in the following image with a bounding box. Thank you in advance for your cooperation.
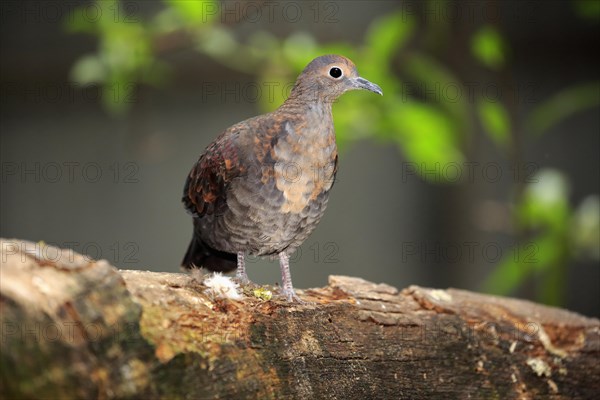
[283,32,318,72]
[518,169,570,230]
[139,60,171,86]
[247,31,279,61]
[471,25,506,69]
[477,99,511,146]
[167,0,218,25]
[482,254,532,295]
[539,259,567,306]
[333,95,382,143]
[528,236,564,271]
[485,169,573,304]
[526,82,600,135]
[404,53,471,139]
[102,72,135,116]
[70,54,106,84]
[258,73,289,112]
[360,14,409,98]
[391,101,464,182]
[199,26,239,58]
[571,195,600,260]
[366,12,414,62]
[153,8,185,34]
[482,236,562,296]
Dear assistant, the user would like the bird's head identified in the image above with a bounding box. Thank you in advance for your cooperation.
[289,55,383,104]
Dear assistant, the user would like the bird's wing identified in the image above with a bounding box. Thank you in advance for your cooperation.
[182,129,246,218]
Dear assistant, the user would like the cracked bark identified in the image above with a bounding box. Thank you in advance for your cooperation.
[1,239,599,399]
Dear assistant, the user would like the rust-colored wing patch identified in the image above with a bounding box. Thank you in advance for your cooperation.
[183,133,244,218]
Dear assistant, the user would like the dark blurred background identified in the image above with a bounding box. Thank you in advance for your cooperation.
[1,0,598,317]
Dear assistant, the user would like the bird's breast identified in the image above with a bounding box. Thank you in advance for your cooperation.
[272,122,337,214]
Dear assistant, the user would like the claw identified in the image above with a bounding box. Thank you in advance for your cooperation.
[278,252,309,303]
[281,287,306,303]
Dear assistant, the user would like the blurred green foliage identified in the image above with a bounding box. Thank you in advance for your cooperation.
[477,99,510,147]
[66,0,167,115]
[471,26,506,70]
[483,171,599,305]
[65,0,599,305]
[526,82,600,136]
[573,0,600,20]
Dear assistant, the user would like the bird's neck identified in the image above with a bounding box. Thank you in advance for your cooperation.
[285,80,337,106]
[279,96,333,122]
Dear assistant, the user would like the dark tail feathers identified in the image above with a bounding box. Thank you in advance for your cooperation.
[182,236,237,273]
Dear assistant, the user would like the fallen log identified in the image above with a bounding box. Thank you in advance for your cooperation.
[1,239,598,399]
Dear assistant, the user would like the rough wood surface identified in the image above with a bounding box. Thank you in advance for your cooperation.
[1,238,599,399]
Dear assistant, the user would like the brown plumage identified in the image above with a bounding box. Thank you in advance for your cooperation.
[182,55,382,301]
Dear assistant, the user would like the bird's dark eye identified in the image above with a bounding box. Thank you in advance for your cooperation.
[329,67,343,79]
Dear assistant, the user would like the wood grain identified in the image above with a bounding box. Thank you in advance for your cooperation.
[1,239,598,399]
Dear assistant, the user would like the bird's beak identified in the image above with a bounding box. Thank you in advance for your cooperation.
[353,77,383,96]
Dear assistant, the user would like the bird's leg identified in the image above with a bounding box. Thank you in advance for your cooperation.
[235,252,250,284]
[278,252,303,302]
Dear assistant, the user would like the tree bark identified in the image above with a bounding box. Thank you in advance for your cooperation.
[1,238,598,399]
